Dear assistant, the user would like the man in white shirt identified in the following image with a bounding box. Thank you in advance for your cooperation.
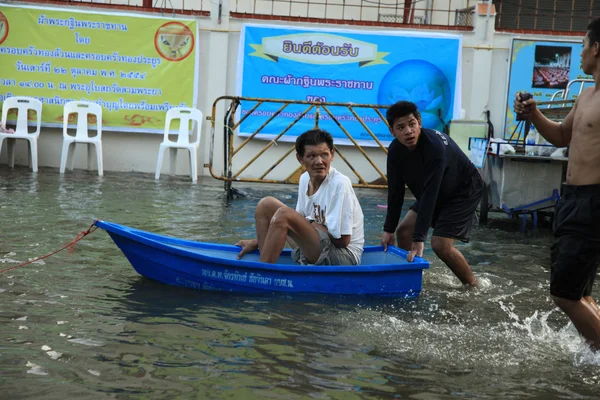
[236,129,364,265]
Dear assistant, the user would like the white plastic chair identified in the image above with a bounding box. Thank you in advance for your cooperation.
[60,101,103,176]
[155,107,203,183]
[0,96,42,172]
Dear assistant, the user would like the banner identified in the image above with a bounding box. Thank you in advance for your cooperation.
[0,4,198,132]
[237,24,462,147]
[503,38,592,140]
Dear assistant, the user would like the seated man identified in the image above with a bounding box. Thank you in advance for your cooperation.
[381,101,483,286]
[236,129,364,265]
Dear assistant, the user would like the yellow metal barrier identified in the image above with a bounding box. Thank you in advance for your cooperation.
[208,96,393,198]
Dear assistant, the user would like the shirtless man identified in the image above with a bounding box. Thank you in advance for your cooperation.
[514,17,600,349]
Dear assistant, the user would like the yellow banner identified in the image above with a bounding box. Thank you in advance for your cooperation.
[0,4,197,132]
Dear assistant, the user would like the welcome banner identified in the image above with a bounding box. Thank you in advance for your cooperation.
[237,24,462,146]
[0,4,198,132]
[503,38,591,140]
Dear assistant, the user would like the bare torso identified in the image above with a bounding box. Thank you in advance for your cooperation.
[566,87,600,185]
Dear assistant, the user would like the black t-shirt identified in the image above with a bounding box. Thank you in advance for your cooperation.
[383,128,479,242]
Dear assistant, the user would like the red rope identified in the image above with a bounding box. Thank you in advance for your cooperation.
[0,220,99,274]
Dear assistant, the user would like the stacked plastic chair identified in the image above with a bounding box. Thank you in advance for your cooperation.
[0,96,43,172]
[60,101,103,176]
[155,107,203,183]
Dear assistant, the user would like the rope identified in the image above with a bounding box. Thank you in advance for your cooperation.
[0,220,99,274]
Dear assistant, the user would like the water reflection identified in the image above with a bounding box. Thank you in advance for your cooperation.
[57,171,104,223]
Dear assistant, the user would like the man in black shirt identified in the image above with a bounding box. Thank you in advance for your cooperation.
[381,101,483,286]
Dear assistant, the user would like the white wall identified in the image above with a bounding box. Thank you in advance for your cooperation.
[0,1,585,184]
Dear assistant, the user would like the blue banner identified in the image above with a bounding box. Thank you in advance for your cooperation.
[503,38,592,140]
[236,24,462,147]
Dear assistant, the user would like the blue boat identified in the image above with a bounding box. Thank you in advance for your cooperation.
[94,220,430,297]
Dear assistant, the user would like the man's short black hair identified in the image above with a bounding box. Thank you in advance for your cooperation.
[386,101,421,127]
[587,17,600,46]
[295,129,334,157]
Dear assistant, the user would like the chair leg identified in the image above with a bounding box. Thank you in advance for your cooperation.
[87,143,94,172]
[59,140,71,174]
[155,145,166,180]
[27,141,32,170]
[95,142,103,177]
[7,138,15,168]
[68,142,76,171]
[169,148,177,176]
[28,139,38,173]
[189,147,198,183]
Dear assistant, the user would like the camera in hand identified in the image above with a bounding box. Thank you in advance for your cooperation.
[516,92,533,121]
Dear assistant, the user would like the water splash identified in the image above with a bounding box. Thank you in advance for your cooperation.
[500,302,600,366]
[26,361,48,376]
[67,338,104,347]
[46,351,62,360]
[338,298,600,373]
[476,275,493,290]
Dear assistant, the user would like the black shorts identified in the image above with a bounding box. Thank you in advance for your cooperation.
[551,184,600,300]
[409,173,483,243]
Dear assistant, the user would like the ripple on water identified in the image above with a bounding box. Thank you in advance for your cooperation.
[1,168,599,399]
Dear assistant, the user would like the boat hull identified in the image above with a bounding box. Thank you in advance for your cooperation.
[96,220,430,298]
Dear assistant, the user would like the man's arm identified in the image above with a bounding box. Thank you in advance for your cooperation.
[295,174,307,216]
[331,235,351,247]
[384,142,405,233]
[311,221,350,248]
[321,180,356,248]
[515,93,575,148]
[412,157,444,242]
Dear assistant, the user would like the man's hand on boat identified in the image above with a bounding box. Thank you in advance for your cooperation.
[381,231,395,252]
[407,241,424,263]
[235,238,258,259]
[381,232,423,262]
[513,92,537,120]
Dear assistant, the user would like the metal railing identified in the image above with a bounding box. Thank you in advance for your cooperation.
[230,0,478,29]
[455,5,475,27]
[539,78,594,122]
[11,0,211,15]
[494,0,599,34]
[16,0,600,33]
[208,96,395,198]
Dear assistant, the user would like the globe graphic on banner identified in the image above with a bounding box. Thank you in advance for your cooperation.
[377,60,452,132]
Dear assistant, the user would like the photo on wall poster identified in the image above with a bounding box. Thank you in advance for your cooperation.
[532,45,572,89]
[504,38,592,140]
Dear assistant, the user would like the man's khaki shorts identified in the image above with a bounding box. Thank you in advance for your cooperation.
[291,228,357,266]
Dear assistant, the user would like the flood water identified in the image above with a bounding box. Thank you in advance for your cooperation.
[1,167,600,399]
